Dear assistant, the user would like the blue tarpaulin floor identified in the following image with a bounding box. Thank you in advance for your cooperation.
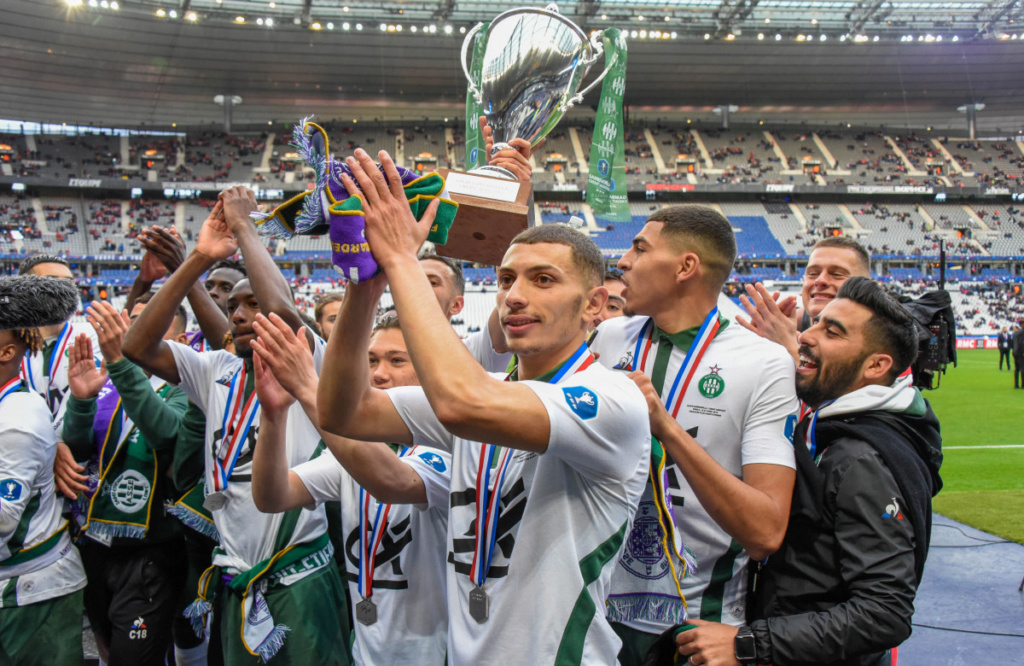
[899,515,1024,665]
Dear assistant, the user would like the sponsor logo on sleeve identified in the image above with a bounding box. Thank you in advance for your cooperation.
[882,497,905,520]
[562,386,599,420]
[417,451,447,473]
[0,479,23,502]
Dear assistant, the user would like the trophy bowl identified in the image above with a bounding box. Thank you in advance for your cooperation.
[462,3,612,180]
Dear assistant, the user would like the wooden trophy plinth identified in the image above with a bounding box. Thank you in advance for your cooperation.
[435,168,534,266]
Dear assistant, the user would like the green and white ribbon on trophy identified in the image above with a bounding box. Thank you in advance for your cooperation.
[586,28,630,223]
[464,21,490,171]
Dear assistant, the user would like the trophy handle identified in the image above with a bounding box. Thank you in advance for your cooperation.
[562,33,614,111]
[461,22,486,105]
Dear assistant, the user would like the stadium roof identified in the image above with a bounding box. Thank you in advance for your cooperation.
[3,0,1024,132]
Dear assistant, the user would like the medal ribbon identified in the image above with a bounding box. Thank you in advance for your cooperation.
[807,399,836,461]
[469,342,595,588]
[357,445,412,600]
[0,377,22,406]
[632,308,721,417]
[213,366,260,492]
[20,322,72,406]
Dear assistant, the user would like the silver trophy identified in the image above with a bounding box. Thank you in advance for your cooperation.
[461,3,613,180]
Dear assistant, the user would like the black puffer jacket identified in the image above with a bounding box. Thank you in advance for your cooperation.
[749,392,943,666]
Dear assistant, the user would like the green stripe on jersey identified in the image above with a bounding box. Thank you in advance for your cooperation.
[1,577,18,608]
[6,493,40,554]
[699,538,743,622]
[554,521,629,666]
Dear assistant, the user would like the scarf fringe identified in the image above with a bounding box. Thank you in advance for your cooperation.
[254,624,291,663]
[291,117,329,235]
[183,598,212,639]
[87,521,146,540]
[606,594,687,625]
[166,502,221,542]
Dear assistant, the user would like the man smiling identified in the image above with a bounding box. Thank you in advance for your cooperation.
[676,277,942,666]
[318,148,650,664]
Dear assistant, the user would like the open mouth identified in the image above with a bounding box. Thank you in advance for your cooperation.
[797,351,819,372]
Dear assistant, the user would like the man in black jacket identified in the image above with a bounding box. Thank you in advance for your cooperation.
[1012,322,1024,389]
[997,327,1011,371]
[673,277,942,666]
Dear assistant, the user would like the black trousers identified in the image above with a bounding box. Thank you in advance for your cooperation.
[1015,355,1024,388]
[80,538,187,666]
[999,348,1011,370]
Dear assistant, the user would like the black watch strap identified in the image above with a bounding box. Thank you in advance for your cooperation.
[734,624,757,664]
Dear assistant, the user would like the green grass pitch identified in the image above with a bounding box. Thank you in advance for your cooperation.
[925,349,1024,543]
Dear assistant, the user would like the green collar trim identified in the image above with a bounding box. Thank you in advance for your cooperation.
[655,313,729,350]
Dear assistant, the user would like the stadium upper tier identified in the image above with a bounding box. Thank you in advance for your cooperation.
[4,194,1024,266]
[2,123,1022,189]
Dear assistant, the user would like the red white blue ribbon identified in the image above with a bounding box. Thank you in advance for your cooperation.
[20,321,72,409]
[0,377,22,407]
[213,366,260,493]
[807,399,836,460]
[469,342,594,588]
[631,308,720,418]
[357,445,412,600]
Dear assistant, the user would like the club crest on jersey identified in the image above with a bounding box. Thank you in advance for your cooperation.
[418,451,447,473]
[109,470,151,513]
[0,479,23,501]
[613,351,634,371]
[562,386,599,420]
[697,365,725,399]
[882,497,904,520]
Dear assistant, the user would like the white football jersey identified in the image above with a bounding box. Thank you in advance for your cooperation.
[590,316,798,630]
[388,363,651,665]
[169,340,329,576]
[293,445,451,666]
[0,389,87,608]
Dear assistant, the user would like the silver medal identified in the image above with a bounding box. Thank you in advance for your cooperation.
[469,587,489,623]
[203,492,227,511]
[355,598,378,626]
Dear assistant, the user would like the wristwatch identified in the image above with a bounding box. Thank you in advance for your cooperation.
[734,625,757,664]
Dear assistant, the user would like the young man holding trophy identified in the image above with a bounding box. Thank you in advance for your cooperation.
[317,147,651,664]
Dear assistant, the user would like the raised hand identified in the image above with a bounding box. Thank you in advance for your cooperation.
[67,334,107,399]
[195,200,238,261]
[218,186,258,234]
[482,115,539,182]
[138,225,187,274]
[85,301,131,364]
[340,148,439,270]
[251,313,319,409]
[735,282,799,359]
[137,246,169,282]
[252,351,295,417]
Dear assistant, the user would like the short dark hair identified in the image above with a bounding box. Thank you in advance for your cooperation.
[836,276,918,384]
[647,205,737,290]
[811,237,871,274]
[314,292,344,324]
[134,291,188,335]
[509,224,604,289]
[372,313,402,335]
[604,269,625,284]
[209,259,247,277]
[17,254,71,276]
[418,253,465,296]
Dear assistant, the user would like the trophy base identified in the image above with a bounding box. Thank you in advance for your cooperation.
[435,168,535,266]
